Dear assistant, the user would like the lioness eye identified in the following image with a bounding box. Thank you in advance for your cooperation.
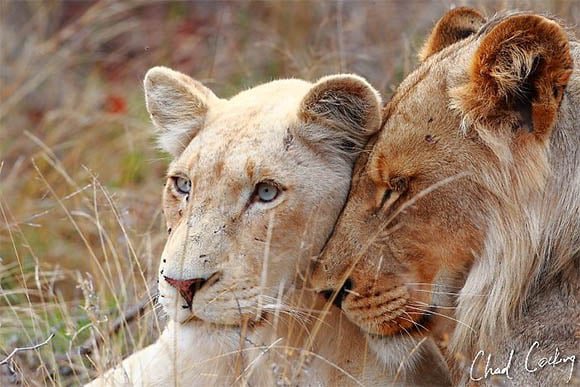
[256,182,279,202]
[174,177,191,195]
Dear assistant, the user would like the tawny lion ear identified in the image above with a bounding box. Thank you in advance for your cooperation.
[144,66,219,156]
[419,7,485,61]
[455,14,573,139]
[298,74,382,159]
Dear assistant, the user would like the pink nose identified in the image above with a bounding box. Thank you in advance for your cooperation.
[164,276,207,308]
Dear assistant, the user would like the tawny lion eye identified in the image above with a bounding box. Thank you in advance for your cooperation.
[174,176,191,195]
[256,182,279,202]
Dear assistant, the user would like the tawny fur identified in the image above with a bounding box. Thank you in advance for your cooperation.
[311,10,579,386]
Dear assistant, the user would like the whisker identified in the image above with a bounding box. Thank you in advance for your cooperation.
[407,305,476,334]
[404,282,466,290]
[395,321,415,342]
[411,289,488,297]
[413,300,458,310]
[399,313,429,333]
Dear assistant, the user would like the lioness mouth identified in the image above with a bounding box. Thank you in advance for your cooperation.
[164,272,221,309]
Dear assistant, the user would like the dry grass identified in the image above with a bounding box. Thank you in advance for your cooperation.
[0,1,578,385]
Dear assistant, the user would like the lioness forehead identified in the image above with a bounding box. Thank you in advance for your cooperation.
[366,31,481,182]
[210,79,311,135]
[367,9,572,182]
[213,79,312,126]
[169,79,313,183]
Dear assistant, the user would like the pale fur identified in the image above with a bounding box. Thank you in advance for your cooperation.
[86,68,449,386]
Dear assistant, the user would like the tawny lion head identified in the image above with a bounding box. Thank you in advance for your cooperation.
[311,9,573,339]
[144,67,382,325]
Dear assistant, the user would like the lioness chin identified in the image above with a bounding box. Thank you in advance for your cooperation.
[86,68,450,386]
[311,8,579,386]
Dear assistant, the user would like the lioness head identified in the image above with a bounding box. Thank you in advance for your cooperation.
[144,67,382,325]
[311,8,573,342]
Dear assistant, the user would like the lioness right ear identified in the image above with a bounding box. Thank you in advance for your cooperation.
[298,74,382,160]
[144,66,219,157]
[419,7,485,61]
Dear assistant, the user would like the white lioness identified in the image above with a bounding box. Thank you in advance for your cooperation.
[87,67,450,386]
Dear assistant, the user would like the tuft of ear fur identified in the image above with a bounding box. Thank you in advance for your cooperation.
[419,7,485,61]
[298,74,382,160]
[453,14,573,140]
[144,66,219,156]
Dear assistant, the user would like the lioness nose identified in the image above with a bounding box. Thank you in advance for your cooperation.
[164,276,208,308]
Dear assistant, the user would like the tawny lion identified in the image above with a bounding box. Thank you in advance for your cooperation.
[311,8,579,386]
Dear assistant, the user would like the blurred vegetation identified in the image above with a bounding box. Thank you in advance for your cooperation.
[0,1,578,385]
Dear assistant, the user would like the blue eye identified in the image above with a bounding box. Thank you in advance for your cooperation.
[174,177,191,194]
[256,182,279,202]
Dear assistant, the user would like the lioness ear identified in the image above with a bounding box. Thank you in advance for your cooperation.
[144,66,219,156]
[298,74,382,160]
[454,14,573,139]
[419,7,485,61]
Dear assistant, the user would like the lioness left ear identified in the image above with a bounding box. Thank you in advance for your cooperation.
[455,14,573,140]
[419,7,486,61]
[298,74,382,160]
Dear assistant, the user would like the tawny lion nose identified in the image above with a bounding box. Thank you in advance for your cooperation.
[164,276,208,308]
